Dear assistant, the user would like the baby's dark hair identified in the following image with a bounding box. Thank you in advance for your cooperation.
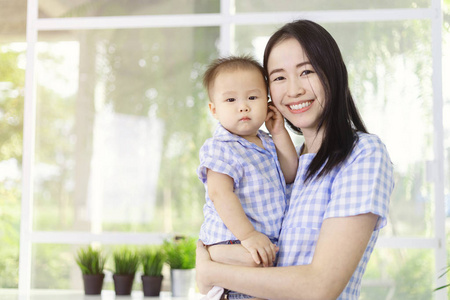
[203,55,268,101]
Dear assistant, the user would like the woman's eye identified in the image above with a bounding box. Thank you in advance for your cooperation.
[300,70,313,76]
[226,98,235,102]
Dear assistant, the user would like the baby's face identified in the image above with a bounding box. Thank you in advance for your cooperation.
[209,68,268,138]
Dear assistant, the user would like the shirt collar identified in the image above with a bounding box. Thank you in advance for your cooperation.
[213,124,241,142]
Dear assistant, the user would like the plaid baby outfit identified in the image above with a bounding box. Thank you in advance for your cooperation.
[198,124,287,245]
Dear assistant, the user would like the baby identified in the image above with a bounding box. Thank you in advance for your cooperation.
[197,55,298,300]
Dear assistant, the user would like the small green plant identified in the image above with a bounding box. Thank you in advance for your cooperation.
[141,246,166,277]
[163,236,196,269]
[434,265,450,291]
[113,247,140,275]
[75,246,106,275]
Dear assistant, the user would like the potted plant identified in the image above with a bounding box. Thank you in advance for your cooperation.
[112,247,140,296]
[163,236,196,297]
[75,246,107,295]
[140,246,166,296]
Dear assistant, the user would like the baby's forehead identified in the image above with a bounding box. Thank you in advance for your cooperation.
[218,66,265,81]
[207,64,268,100]
[218,65,261,75]
[212,67,266,87]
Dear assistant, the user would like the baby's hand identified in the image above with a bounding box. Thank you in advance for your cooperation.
[265,105,286,136]
[240,231,278,267]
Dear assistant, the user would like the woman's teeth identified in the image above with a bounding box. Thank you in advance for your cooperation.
[290,101,312,110]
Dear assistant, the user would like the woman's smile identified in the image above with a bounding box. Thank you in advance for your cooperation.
[287,100,314,113]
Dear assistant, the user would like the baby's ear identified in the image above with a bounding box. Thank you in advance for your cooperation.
[208,102,218,119]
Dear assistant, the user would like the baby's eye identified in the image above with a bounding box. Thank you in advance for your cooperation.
[273,76,285,82]
[226,98,236,102]
[248,96,257,100]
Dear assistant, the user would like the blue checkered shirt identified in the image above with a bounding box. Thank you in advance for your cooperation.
[277,132,394,300]
[198,124,287,245]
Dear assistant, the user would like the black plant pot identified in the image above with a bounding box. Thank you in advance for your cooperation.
[113,274,135,296]
[82,273,105,295]
[141,275,163,296]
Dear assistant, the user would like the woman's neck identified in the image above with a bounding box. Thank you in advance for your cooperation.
[301,127,324,154]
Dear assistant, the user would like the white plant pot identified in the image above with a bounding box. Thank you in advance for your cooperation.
[171,268,196,297]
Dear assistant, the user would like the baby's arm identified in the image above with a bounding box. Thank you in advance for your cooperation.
[207,169,277,267]
[265,105,298,183]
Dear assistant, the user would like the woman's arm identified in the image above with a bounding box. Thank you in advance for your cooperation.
[265,105,298,183]
[207,169,277,267]
[197,213,378,300]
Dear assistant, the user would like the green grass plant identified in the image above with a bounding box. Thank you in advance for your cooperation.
[163,236,196,270]
[75,246,106,275]
[113,247,140,275]
[434,265,450,291]
[141,246,166,277]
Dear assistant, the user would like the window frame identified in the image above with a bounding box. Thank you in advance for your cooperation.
[19,0,447,298]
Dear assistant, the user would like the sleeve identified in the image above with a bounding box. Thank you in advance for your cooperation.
[197,139,243,189]
[325,135,394,230]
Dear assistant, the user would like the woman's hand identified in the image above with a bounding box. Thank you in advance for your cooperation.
[196,240,214,294]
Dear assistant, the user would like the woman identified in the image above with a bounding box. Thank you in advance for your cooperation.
[195,19,394,300]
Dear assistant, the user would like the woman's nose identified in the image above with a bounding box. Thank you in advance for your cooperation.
[287,79,305,98]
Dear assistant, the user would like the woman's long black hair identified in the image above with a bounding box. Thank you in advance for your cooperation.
[263,20,368,182]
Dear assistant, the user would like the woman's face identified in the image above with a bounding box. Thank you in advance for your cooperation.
[267,38,325,136]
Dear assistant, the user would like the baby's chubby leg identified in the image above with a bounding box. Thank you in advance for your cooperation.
[207,244,263,267]
[208,243,278,267]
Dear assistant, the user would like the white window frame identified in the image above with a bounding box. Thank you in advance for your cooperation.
[19,0,446,298]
